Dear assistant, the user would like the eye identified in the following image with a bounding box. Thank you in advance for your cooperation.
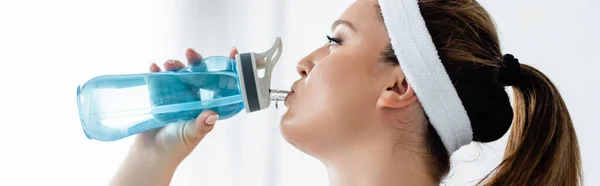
[326,35,343,46]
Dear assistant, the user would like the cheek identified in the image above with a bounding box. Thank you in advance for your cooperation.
[315,52,379,109]
[280,53,379,155]
[282,61,357,129]
[297,52,373,121]
[312,60,367,105]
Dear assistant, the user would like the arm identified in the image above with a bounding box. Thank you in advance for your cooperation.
[110,144,181,186]
[110,110,219,186]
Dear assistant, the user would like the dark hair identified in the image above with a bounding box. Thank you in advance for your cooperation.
[379,0,582,185]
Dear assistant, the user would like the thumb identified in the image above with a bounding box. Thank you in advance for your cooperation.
[182,111,219,144]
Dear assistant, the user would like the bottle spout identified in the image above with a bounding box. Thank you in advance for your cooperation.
[270,89,289,109]
[269,89,290,101]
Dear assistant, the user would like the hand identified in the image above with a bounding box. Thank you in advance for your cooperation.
[135,47,240,162]
[110,47,239,186]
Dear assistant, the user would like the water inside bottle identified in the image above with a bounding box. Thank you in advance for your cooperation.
[77,70,244,141]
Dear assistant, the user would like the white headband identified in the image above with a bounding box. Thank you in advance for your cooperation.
[378,0,472,154]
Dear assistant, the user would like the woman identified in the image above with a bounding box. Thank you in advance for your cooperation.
[111,0,582,185]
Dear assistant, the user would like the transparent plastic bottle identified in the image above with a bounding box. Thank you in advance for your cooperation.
[77,38,286,141]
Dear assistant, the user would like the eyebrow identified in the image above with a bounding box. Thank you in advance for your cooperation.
[331,20,357,32]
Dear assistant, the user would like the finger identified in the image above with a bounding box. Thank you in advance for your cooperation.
[228,47,239,59]
[149,63,161,72]
[184,111,218,140]
[163,59,185,71]
[185,48,203,65]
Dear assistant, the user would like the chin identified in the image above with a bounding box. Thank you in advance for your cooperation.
[279,110,298,145]
[279,110,331,158]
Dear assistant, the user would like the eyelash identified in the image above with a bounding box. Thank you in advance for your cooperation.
[326,35,343,46]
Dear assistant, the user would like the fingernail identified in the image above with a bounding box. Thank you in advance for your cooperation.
[166,60,175,64]
[187,48,199,55]
[186,50,201,60]
[205,115,219,125]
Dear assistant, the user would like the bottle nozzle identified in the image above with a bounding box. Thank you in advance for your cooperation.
[270,89,289,109]
[269,89,289,101]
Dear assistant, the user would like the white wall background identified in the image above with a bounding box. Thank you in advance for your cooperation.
[0,0,597,185]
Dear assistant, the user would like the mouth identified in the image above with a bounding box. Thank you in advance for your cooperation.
[284,86,296,107]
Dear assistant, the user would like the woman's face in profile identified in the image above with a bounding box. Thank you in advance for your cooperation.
[281,0,396,156]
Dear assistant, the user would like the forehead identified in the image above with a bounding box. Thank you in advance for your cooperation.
[337,0,382,30]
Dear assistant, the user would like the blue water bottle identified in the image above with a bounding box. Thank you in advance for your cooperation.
[76,37,288,141]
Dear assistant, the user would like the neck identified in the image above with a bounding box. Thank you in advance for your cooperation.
[322,143,436,186]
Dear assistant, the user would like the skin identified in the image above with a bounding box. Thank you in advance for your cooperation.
[111,0,435,185]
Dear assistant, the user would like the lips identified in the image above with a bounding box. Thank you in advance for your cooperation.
[284,85,297,107]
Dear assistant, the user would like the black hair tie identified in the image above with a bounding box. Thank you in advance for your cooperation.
[499,54,521,86]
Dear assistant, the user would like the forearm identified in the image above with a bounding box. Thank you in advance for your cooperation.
[110,145,182,186]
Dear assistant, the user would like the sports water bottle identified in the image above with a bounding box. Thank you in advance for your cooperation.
[76,37,288,141]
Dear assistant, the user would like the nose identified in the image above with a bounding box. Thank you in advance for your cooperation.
[296,58,312,78]
[296,45,328,78]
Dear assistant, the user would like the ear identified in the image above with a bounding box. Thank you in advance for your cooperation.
[377,68,418,109]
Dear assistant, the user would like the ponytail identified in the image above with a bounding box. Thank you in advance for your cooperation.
[482,64,582,185]
[386,0,584,184]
